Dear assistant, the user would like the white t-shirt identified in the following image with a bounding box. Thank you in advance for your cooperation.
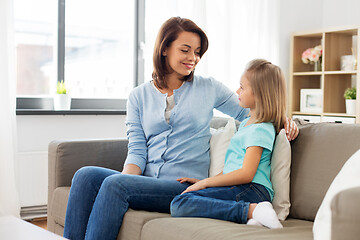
[151,81,179,124]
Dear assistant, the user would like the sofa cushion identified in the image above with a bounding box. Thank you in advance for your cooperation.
[118,210,170,240]
[209,118,236,177]
[289,122,360,221]
[270,129,291,221]
[141,218,313,240]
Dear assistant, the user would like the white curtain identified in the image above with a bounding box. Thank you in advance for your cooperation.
[0,0,21,218]
[200,0,280,90]
[144,0,279,90]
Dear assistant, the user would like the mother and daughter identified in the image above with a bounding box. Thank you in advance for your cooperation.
[64,17,298,240]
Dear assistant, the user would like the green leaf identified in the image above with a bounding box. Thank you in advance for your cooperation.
[344,87,356,100]
[56,80,68,94]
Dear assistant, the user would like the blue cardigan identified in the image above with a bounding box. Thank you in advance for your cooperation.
[125,75,249,180]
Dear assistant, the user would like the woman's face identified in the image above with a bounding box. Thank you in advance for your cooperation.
[236,73,256,109]
[163,31,201,79]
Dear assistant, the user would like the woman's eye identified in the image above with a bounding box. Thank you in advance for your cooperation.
[181,49,188,53]
[195,52,201,56]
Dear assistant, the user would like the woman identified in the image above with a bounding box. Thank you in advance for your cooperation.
[63,17,298,240]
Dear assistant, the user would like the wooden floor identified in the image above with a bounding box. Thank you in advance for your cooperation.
[27,217,47,230]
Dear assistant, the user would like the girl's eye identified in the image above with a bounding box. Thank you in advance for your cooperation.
[181,49,188,53]
[195,52,201,56]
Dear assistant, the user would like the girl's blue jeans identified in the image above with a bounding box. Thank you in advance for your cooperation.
[63,166,189,240]
[170,182,271,224]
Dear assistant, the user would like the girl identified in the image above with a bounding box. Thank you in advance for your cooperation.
[64,18,296,240]
[171,59,286,229]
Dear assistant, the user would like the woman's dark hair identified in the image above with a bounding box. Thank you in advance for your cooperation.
[152,17,209,89]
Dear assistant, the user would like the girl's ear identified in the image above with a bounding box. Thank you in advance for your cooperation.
[162,48,167,57]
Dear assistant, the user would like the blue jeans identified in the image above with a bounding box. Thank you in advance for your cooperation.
[170,183,271,224]
[63,166,189,240]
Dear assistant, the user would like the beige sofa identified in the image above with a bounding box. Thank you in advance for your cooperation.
[48,118,360,240]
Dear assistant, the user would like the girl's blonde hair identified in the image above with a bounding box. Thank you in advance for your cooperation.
[245,59,286,133]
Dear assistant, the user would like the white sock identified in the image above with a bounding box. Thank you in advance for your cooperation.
[252,202,283,229]
[246,218,262,226]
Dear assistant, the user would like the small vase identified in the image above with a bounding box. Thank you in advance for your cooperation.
[345,99,356,115]
[314,61,321,71]
[54,94,71,110]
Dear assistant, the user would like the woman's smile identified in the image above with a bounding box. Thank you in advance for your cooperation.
[183,63,194,70]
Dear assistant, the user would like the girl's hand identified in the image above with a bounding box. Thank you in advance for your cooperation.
[181,180,207,194]
[284,117,299,141]
[177,177,200,184]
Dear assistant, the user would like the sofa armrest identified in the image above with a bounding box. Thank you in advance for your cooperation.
[48,138,128,214]
[331,186,360,240]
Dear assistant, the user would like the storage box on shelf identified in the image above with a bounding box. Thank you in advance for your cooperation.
[290,26,359,124]
[292,115,355,124]
[292,114,321,123]
[322,116,356,124]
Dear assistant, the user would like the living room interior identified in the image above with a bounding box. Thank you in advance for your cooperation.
[1,0,360,239]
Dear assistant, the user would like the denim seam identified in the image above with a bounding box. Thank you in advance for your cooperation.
[250,185,264,200]
[235,187,252,202]
[253,183,269,196]
[250,184,270,202]
[237,201,250,223]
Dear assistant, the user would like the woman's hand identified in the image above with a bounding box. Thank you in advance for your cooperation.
[181,179,207,194]
[284,117,299,141]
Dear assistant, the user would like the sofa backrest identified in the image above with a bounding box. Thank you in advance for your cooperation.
[289,122,360,221]
[210,116,240,129]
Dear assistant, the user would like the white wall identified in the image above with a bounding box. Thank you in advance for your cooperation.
[322,0,360,28]
[16,115,126,207]
[278,0,324,80]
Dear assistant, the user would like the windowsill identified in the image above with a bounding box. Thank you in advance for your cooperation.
[16,97,128,115]
[16,109,126,115]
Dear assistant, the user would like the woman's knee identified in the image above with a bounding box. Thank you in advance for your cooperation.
[99,173,136,194]
[72,166,99,183]
[96,174,144,205]
[72,166,117,188]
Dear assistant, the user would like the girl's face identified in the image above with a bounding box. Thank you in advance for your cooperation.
[236,73,256,109]
[163,31,201,79]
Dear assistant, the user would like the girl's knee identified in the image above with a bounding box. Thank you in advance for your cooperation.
[170,193,191,217]
[170,195,181,217]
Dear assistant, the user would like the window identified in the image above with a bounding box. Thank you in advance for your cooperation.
[15,0,137,104]
[65,0,135,99]
[14,0,56,96]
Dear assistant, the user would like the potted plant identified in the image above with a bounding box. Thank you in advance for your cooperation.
[54,80,71,110]
[344,87,356,115]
